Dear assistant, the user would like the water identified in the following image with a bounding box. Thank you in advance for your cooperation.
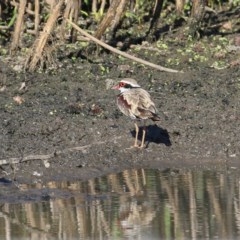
[1,168,240,239]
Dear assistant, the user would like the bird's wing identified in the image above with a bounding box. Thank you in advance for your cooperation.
[137,89,157,113]
[123,89,157,118]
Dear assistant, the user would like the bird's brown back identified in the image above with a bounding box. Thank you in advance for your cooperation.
[117,88,160,121]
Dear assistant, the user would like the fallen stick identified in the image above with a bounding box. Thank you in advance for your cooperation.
[0,153,56,166]
[0,138,120,166]
[66,19,182,73]
[0,145,90,166]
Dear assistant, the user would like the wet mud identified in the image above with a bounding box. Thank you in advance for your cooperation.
[0,36,240,202]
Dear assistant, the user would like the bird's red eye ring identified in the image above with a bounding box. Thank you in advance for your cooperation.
[119,82,125,87]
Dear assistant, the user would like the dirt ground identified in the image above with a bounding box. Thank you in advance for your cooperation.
[0,27,240,202]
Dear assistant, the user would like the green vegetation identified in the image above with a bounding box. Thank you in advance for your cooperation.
[0,0,239,71]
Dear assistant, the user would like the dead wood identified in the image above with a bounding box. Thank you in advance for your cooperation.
[94,0,123,39]
[92,0,97,13]
[34,0,40,34]
[147,0,164,38]
[0,138,121,167]
[25,0,40,35]
[10,0,27,53]
[111,0,127,33]
[61,0,80,42]
[99,0,107,14]
[70,0,80,42]
[67,19,181,73]
[176,0,185,15]
[25,0,64,71]
[188,0,206,38]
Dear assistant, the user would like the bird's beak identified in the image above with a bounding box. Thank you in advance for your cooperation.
[111,84,119,90]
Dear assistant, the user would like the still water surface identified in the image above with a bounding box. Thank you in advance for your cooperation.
[1,168,240,239]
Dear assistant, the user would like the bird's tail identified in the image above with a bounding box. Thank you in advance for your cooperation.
[151,113,160,121]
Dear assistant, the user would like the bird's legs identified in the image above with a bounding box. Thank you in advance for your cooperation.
[133,122,139,147]
[133,121,146,148]
[140,120,146,148]
[128,121,146,149]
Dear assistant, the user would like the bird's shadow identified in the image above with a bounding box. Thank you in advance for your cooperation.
[130,124,172,147]
[0,177,12,184]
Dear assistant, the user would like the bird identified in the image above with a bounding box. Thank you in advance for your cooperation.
[112,78,160,148]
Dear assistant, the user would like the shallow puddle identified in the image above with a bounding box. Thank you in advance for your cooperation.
[1,168,240,239]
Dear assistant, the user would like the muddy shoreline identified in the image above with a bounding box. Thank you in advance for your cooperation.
[1,49,239,189]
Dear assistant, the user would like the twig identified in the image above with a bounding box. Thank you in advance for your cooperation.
[25,0,64,71]
[0,138,120,166]
[66,19,182,73]
[0,153,56,166]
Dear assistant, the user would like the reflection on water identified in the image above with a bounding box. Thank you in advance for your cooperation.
[1,168,240,239]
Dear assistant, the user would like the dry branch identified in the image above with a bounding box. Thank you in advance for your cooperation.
[10,0,27,53]
[111,0,127,32]
[188,0,206,38]
[176,0,185,15]
[25,0,64,71]
[0,138,121,166]
[92,0,97,13]
[67,19,181,73]
[34,0,40,34]
[99,0,107,14]
[61,0,80,42]
[147,0,164,36]
[94,0,123,39]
